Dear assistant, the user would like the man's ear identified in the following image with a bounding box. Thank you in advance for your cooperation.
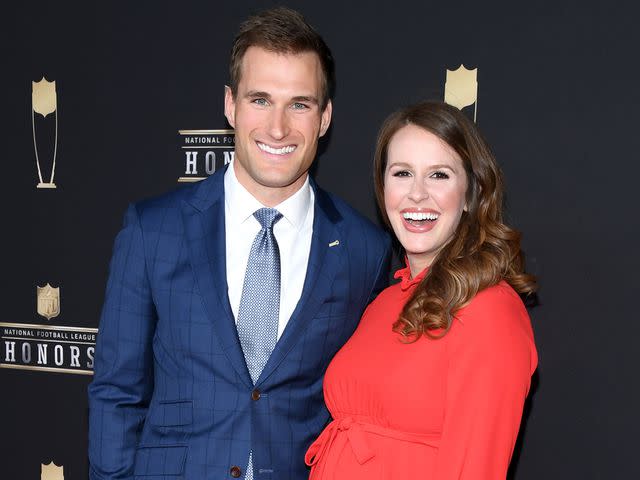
[224,85,236,128]
[319,99,332,137]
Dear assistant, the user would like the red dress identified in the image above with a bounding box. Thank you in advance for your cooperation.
[305,265,537,479]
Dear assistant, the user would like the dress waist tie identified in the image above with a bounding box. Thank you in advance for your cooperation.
[305,416,440,475]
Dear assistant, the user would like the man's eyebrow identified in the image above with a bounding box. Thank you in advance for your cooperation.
[244,91,319,105]
[291,95,319,105]
[245,90,272,100]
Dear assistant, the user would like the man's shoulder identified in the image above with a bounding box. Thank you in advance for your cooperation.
[130,172,224,227]
[315,185,389,245]
[136,172,223,213]
[136,183,193,210]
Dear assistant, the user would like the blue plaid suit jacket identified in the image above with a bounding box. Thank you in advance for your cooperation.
[88,168,391,480]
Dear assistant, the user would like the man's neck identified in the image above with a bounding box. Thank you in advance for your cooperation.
[233,162,309,208]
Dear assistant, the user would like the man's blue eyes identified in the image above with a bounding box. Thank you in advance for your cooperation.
[251,99,309,109]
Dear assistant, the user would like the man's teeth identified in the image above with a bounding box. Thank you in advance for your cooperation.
[257,142,296,155]
[403,212,439,221]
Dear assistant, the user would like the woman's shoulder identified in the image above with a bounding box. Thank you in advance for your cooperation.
[452,281,535,345]
[446,282,537,373]
[461,281,527,318]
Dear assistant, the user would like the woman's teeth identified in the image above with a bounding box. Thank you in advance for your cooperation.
[403,212,438,223]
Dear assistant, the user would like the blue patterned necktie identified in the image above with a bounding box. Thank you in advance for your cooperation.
[236,208,282,480]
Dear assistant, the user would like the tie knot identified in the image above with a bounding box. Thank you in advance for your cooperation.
[254,208,282,229]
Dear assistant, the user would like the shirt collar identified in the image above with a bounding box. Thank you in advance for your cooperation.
[224,160,312,227]
[394,257,429,291]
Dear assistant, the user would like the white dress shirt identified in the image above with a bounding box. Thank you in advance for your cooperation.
[224,161,314,340]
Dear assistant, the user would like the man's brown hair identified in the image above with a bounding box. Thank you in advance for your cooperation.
[229,7,335,110]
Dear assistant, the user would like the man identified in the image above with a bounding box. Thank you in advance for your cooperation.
[88,7,390,480]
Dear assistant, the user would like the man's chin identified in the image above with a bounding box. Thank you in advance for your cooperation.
[257,174,306,190]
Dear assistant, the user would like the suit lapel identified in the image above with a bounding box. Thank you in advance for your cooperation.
[181,170,253,388]
[257,184,343,386]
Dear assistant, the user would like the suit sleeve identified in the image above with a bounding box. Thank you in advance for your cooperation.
[88,204,157,480]
[433,286,537,480]
[365,232,392,305]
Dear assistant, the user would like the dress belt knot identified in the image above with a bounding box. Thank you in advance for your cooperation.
[305,416,375,468]
[305,416,440,471]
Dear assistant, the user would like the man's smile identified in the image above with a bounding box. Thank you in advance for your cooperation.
[257,141,297,155]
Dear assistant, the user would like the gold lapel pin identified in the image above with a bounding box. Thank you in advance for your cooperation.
[328,240,340,247]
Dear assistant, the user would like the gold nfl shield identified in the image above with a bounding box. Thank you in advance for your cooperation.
[444,65,478,121]
[41,462,64,480]
[37,283,60,320]
[32,77,58,188]
[32,78,57,117]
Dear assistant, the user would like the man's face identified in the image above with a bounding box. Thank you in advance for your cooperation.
[225,46,332,206]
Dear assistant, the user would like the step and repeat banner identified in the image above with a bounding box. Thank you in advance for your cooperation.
[5,1,640,479]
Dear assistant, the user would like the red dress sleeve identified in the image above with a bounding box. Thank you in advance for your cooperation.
[433,283,537,479]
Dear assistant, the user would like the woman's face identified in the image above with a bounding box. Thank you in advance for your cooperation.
[384,124,468,275]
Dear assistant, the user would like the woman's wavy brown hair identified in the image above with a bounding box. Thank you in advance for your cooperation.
[373,101,537,341]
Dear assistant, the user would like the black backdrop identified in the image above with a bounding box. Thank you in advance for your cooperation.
[5,1,640,478]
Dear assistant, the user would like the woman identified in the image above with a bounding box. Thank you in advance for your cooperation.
[305,101,537,479]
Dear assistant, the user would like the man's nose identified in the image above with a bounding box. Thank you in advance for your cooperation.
[268,108,290,140]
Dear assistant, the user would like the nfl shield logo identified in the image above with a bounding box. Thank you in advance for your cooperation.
[444,65,478,117]
[41,462,64,480]
[32,77,57,118]
[37,284,60,320]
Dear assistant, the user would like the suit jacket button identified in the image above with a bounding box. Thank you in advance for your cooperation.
[251,389,261,401]
[230,465,242,478]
